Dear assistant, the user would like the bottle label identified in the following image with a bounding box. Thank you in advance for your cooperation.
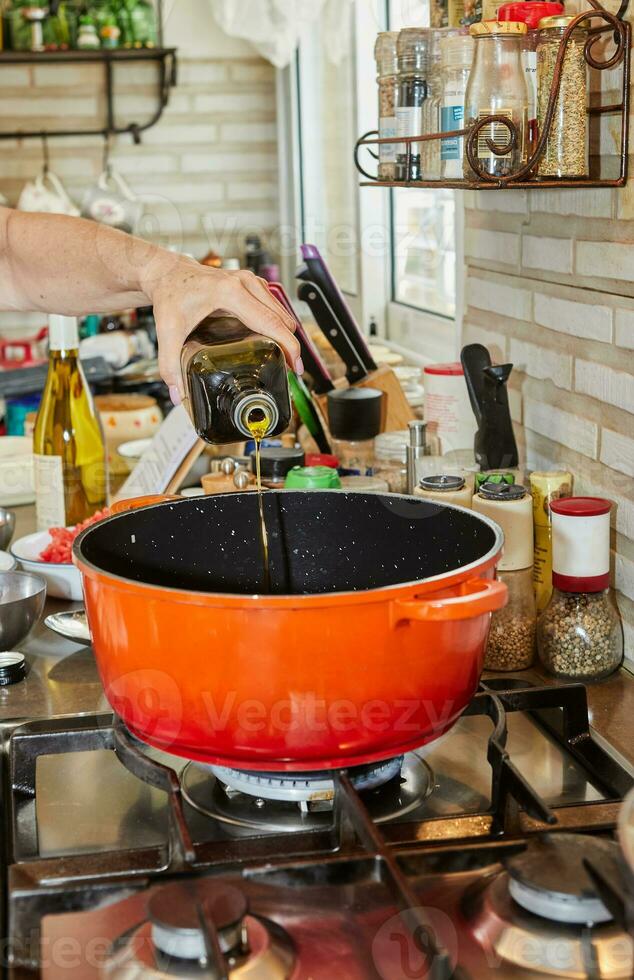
[476,108,514,161]
[34,454,66,531]
[396,105,423,156]
[379,115,397,162]
[441,104,464,160]
[523,50,537,121]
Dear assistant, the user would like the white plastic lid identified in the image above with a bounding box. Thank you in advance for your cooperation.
[48,314,79,351]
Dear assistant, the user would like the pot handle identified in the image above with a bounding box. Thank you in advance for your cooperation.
[111,494,180,514]
[392,577,507,623]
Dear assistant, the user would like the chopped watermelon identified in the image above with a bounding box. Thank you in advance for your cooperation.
[39,508,111,564]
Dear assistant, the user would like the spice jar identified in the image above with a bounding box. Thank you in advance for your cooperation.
[537,498,623,680]
[375,32,399,180]
[395,28,430,181]
[497,1,564,151]
[530,470,573,614]
[464,21,529,179]
[250,447,305,489]
[423,29,456,179]
[536,15,589,178]
[473,482,536,671]
[414,474,472,508]
[440,33,474,180]
[373,430,409,493]
[327,388,383,474]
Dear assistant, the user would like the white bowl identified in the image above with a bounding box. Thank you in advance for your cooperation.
[11,530,83,601]
[0,437,35,507]
[0,551,17,572]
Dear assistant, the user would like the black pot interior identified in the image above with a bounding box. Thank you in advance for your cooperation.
[77,491,498,596]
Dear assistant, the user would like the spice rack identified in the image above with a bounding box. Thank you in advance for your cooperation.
[355,0,630,190]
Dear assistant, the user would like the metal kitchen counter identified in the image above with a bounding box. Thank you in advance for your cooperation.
[5,503,634,768]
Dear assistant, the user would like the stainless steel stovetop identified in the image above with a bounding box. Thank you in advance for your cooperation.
[2,598,634,978]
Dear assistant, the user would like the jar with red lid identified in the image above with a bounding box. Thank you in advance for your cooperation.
[497,1,564,149]
[537,497,623,681]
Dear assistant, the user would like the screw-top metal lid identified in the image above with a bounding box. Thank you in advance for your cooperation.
[538,13,582,29]
[397,28,430,72]
[375,31,399,76]
[419,474,466,492]
[250,446,305,481]
[469,19,528,35]
[0,652,26,686]
[479,480,527,500]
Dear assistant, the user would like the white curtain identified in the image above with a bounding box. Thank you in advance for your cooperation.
[209,0,354,67]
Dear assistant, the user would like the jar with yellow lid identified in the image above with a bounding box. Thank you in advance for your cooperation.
[536,15,589,178]
[463,21,529,179]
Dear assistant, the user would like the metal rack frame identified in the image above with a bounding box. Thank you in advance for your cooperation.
[355,0,631,190]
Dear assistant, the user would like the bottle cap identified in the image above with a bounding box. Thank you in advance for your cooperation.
[251,447,304,482]
[48,314,79,351]
[284,466,342,489]
[538,13,581,29]
[469,20,528,35]
[305,453,339,469]
[0,652,26,686]
[498,1,564,29]
[551,497,611,592]
[375,31,398,76]
[396,28,430,72]
[420,474,466,492]
[327,388,383,441]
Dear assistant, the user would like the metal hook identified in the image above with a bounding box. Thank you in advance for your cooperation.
[41,132,49,176]
[102,133,112,178]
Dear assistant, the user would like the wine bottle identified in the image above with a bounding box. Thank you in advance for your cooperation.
[33,315,107,531]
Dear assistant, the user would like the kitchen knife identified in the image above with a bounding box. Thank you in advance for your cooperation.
[266,281,334,395]
[460,343,518,471]
[297,244,377,376]
[297,280,368,385]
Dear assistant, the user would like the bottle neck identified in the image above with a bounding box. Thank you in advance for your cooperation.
[49,315,80,352]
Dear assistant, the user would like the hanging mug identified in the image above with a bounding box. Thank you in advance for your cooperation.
[17,171,80,216]
[81,168,142,234]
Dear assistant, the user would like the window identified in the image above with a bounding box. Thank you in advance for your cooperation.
[285,0,461,363]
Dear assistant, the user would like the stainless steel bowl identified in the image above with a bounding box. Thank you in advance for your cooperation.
[0,509,16,551]
[0,571,46,650]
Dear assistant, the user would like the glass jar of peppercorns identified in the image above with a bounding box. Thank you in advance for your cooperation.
[537,497,623,680]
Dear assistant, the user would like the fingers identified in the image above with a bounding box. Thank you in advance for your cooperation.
[219,271,303,373]
[156,310,189,402]
[237,270,298,334]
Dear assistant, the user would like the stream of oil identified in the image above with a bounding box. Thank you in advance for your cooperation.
[246,415,271,593]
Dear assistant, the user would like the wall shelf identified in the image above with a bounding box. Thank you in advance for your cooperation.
[0,47,178,143]
[355,0,630,191]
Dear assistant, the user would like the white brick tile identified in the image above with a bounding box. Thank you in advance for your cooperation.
[508,387,522,424]
[461,321,507,360]
[615,553,634,602]
[226,181,278,202]
[0,67,30,86]
[2,96,97,116]
[229,62,274,82]
[193,92,275,114]
[575,359,634,414]
[143,123,218,145]
[464,228,520,266]
[32,65,101,87]
[522,235,573,274]
[533,293,613,343]
[576,240,634,281]
[601,428,634,477]
[524,399,598,458]
[129,180,224,204]
[112,153,175,175]
[178,62,228,85]
[181,151,277,174]
[509,338,572,389]
[615,310,634,350]
[219,122,277,142]
[111,62,159,87]
[466,275,531,321]
[529,188,613,218]
[475,190,528,214]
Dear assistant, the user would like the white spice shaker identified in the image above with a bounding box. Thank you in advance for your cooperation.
[473,482,536,671]
[537,497,623,681]
[414,474,472,508]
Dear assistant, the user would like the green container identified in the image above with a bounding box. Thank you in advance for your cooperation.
[284,466,342,490]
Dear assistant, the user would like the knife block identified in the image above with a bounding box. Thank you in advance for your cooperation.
[315,364,415,433]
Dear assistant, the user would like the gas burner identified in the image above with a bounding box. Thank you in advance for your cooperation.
[464,834,634,978]
[181,753,433,833]
[507,833,618,925]
[102,879,295,978]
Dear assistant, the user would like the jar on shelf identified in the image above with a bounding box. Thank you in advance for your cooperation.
[395,28,430,181]
[497,1,564,152]
[537,497,623,680]
[422,29,457,179]
[327,388,383,475]
[375,31,399,181]
[536,15,589,179]
[472,482,536,671]
[463,21,529,180]
[440,32,474,180]
[373,430,409,493]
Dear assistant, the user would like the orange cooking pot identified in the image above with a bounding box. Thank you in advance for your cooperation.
[74,491,506,772]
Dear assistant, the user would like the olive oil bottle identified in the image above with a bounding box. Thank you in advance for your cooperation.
[181,314,292,445]
[33,315,107,530]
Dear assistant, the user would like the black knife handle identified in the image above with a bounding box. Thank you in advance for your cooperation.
[297,280,367,385]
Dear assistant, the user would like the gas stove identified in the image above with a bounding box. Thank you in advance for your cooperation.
[3,677,634,978]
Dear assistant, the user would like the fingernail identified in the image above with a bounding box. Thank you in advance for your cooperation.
[169,385,182,407]
[295,357,304,376]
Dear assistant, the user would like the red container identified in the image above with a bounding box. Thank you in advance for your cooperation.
[74,491,506,771]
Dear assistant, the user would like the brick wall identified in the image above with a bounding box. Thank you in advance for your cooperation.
[0,42,278,336]
[462,175,634,662]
